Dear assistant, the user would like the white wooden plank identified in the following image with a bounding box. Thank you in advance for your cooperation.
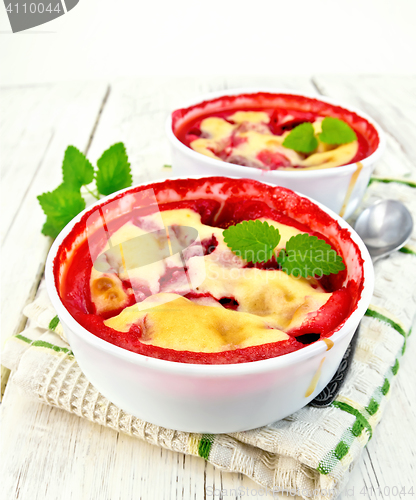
[0,82,109,346]
[0,85,55,242]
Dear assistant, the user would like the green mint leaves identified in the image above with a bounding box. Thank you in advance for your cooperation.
[62,146,94,190]
[277,233,345,278]
[223,220,281,263]
[38,142,132,238]
[283,117,357,153]
[223,220,345,278]
[38,185,86,239]
[96,143,132,196]
[282,122,318,153]
[318,117,357,145]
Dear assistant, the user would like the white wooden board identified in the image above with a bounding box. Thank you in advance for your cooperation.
[1,75,415,500]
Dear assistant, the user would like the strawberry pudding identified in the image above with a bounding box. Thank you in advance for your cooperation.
[54,177,364,365]
[167,90,385,218]
[172,92,379,171]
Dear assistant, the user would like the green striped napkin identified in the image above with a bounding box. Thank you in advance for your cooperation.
[3,178,415,500]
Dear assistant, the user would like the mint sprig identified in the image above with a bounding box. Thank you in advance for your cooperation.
[282,122,318,153]
[37,142,132,238]
[223,220,345,278]
[318,117,357,145]
[62,146,94,190]
[223,220,281,263]
[277,233,345,278]
[96,143,132,196]
[38,185,86,239]
[282,117,357,153]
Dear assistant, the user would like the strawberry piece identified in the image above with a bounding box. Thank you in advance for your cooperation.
[257,150,291,170]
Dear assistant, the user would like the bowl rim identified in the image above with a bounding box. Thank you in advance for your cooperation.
[45,175,374,377]
[165,87,386,178]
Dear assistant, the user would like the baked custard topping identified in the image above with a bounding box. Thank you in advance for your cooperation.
[105,294,290,353]
[190,112,358,171]
[89,208,332,353]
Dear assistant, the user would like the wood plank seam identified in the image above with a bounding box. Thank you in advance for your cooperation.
[84,85,111,156]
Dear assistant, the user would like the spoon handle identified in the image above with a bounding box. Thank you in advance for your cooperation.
[309,324,360,407]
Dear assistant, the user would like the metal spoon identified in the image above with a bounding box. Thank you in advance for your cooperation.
[310,199,413,407]
[354,199,413,261]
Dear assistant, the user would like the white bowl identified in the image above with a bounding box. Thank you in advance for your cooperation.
[45,176,374,433]
[166,89,385,219]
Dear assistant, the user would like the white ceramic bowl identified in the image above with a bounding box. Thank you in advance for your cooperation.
[45,176,374,434]
[166,89,385,219]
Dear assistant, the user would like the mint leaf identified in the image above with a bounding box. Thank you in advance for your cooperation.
[223,220,281,263]
[41,218,62,239]
[96,142,132,196]
[38,184,86,238]
[62,146,94,190]
[319,117,357,145]
[277,233,345,278]
[282,122,318,153]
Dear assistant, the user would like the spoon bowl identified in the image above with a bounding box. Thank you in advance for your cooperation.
[354,199,413,260]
